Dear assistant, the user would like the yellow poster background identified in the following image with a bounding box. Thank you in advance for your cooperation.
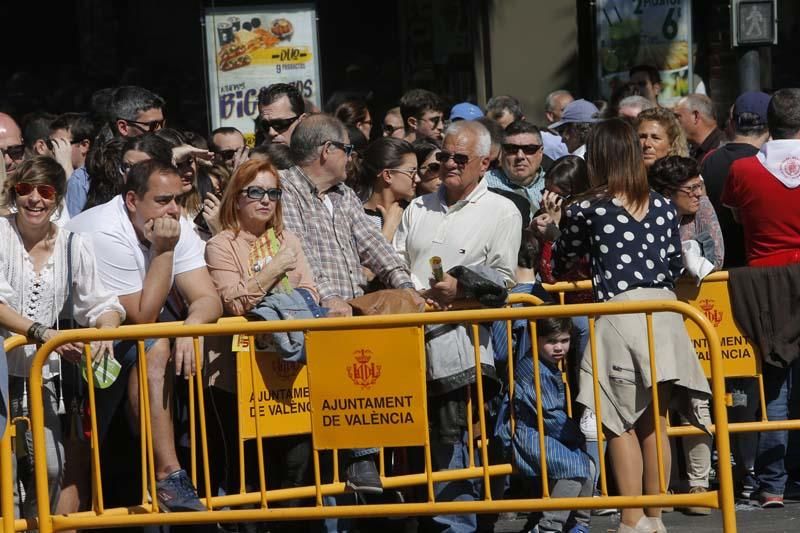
[306,327,427,449]
[237,349,312,439]
[676,277,759,378]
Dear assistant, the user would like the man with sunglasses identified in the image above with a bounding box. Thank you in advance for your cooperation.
[484,120,547,215]
[399,88,446,143]
[108,86,166,138]
[0,113,24,180]
[281,114,420,494]
[210,126,246,172]
[393,120,521,532]
[67,159,222,512]
[256,83,306,146]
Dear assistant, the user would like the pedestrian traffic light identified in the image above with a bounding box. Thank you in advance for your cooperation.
[731,0,778,46]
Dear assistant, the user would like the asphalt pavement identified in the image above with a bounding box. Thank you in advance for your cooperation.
[493,499,800,532]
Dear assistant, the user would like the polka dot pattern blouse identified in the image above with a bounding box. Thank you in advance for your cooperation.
[559,191,684,302]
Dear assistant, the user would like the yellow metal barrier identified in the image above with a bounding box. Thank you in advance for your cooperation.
[22,297,735,532]
[2,335,43,533]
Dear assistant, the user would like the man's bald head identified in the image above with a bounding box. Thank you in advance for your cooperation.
[0,113,24,176]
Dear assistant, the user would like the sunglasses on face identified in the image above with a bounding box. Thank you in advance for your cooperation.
[45,138,82,151]
[502,143,542,155]
[435,150,471,166]
[419,162,441,174]
[242,186,282,202]
[421,115,443,128]
[259,116,299,134]
[383,124,402,135]
[325,140,355,157]
[119,117,166,133]
[215,149,237,162]
[388,167,418,178]
[1,144,25,161]
[14,182,57,201]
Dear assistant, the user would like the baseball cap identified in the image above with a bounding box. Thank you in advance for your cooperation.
[733,91,770,125]
[549,99,600,129]
[450,102,484,121]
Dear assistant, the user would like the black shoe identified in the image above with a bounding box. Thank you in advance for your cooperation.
[156,469,206,512]
[344,458,383,495]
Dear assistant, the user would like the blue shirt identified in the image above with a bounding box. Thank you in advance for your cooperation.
[483,167,546,214]
[66,166,90,217]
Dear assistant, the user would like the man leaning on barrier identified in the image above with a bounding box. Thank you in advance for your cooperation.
[393,120,522,532]
[67,159,223,512]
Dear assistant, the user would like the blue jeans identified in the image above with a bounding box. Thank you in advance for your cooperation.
[430,429,481,533]
[756,360,800,495]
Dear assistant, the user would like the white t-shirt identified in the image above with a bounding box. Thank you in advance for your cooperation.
[65,196,206,296]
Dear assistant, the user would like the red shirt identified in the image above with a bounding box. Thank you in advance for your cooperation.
[722,155,800,265]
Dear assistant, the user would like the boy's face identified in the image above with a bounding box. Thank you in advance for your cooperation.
[538,332,571,365]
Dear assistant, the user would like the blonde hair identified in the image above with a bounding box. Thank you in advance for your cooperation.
[636,107,689,158]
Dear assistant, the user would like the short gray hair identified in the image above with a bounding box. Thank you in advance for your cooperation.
[290,114,347,165]
[443,121,491,157]
[618,95,655,113]
[545,90,573,113]
[679,94,715,120]
[486,95,524,122]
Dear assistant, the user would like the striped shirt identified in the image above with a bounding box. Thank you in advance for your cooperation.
[280,165,412,301]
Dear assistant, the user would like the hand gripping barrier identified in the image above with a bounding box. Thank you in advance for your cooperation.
[22,296,737,532]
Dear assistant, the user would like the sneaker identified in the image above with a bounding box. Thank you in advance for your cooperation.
[759,491,785,508]
[679,486,712,516]
[155,469,205,512]
[344,457,383,495]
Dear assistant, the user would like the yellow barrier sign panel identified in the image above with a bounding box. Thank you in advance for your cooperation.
[237,347,312,439]
[676,277,758,378]
[306,327,427,449]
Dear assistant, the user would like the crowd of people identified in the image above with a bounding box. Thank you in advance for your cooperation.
[0,60,799,533]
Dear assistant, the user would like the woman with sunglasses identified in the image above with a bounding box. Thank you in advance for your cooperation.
[0,156,124,518]
[412,139,442,196]
[359,137,419,242]
[204,159,318,506]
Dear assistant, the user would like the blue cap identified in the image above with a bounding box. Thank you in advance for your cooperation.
[549,99,600,129]
[733,91,770,125]
[450,102,484,121]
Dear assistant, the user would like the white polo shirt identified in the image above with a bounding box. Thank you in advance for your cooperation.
[393,179,521,289]
[65,195,206,296]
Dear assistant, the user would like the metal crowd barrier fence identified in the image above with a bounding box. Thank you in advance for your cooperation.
[542,271,791,439]
[21,296,736,532]
[2,335,42,533]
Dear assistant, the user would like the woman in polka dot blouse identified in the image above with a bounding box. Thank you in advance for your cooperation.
[542,119,712,533]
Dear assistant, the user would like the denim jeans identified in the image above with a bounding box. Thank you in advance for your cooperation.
[756,360,800,495]
[430,428,481,533]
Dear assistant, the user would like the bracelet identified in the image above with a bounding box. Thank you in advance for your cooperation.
[26,322,49,344]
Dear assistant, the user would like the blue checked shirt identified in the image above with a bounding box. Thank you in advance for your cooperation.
[483,167,546,216]
[280,165,412,301]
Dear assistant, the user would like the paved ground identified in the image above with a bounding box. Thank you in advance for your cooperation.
[493,499,800,532]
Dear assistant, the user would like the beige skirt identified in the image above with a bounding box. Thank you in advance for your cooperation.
[575,287,711,436]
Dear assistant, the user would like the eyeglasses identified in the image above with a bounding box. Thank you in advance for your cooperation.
[119,117,166,133]
[1,144,25,161]
[419,162,441,174]
[435,150,471,166]
[215,149,237,162]
[677,183,704,196]
[324,140,355,157]
[242,186,282,202]
[421,115,443,128]
[382,124,403,135]
[259,116,299,134]
[14,183,57,201]
[502,143,542,155]
[388,167,418,178]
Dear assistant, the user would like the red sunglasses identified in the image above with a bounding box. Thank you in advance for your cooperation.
[14,183,57,200]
